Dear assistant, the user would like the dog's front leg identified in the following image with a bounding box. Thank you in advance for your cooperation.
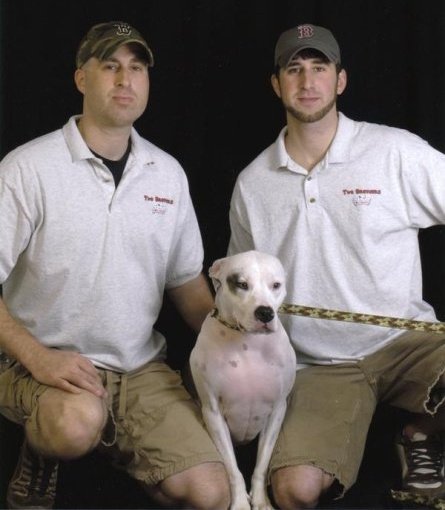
[250,401,288,510]
[197,390,251,510]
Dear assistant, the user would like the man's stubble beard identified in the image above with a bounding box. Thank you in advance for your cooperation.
[284,93,337,123]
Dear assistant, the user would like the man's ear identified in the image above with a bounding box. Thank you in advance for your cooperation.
[74,68,86,95]
[271,73,282,99]
[337,68,347,96]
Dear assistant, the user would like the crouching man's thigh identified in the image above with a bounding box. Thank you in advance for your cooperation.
[269,364,377,508]
[100,362,230,509]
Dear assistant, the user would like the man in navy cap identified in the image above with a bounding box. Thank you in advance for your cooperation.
[229,23,445,508]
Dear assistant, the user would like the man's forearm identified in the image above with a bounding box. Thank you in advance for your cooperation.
[167,273,214,333]
[0,297,45,368]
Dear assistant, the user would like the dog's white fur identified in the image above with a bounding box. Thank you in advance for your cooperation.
[190,251,296,510]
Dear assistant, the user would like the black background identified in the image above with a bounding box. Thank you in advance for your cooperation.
[1,0,445,507]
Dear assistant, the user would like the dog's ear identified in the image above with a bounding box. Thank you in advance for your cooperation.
[209,258,224,279]
[208,258,225,292]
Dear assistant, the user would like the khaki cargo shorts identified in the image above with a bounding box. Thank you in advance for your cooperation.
[269,331,445,496]
[0,360,222,485]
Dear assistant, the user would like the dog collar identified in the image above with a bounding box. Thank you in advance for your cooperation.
[211,308,245,332]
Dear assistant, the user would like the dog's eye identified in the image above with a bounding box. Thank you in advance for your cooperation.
[236,281,248,290]
[273,282,281,289]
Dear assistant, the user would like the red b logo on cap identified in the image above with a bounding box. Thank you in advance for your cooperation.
[297,25,314,39]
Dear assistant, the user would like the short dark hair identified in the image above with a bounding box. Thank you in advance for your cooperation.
[274,48,342,76]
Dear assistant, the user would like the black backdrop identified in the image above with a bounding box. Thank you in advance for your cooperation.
[1,1,445,507]
[3,0,445,313]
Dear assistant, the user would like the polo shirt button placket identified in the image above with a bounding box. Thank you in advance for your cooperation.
[304,173,318,206]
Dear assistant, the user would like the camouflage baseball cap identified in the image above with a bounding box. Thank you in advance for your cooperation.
[76,21,154,68]
[274,24,341,68]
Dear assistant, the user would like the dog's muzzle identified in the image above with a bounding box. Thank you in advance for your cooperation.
[254,306,274,324]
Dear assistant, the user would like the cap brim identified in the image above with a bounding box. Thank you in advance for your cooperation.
[101,38,154,67]
[277,44,339,68]
[78,38,155,68]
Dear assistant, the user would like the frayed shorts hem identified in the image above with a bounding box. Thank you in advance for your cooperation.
[133,453,224,486]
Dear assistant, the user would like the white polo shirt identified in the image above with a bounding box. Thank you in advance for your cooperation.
[229,113,445,366]
[0,116,204,372]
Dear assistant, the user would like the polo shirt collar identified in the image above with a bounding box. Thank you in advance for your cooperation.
[273,126,294,171]
[273,112,354,173]
[62,115,155,166]
[327,112,354,164]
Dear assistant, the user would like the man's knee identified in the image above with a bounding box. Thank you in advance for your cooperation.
[271,465,334,510]
[27,389,107,459]
[152,461,230,510]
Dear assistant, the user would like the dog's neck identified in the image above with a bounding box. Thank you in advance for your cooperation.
[211,308,245,332]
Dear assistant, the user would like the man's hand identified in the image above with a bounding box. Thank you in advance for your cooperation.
[27,347,107,398]
[0,298,106,399]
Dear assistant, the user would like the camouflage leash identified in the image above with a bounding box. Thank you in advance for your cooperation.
[278,303,445,334]
[390,489,445,510]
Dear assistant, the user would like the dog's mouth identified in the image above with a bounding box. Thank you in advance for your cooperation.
[235,319,276,334]
[251,320,277,334]
[212,308,278,333]
[240,310,279,333]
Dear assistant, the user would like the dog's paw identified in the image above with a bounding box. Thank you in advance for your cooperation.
[251,500,275,510]
[250,489,275,510]
[229,500,251,510]
[230,504,251,510]
[230,491,251,510]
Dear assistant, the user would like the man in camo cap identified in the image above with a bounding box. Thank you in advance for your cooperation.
[0,20,229,509]
[76,21,154,68]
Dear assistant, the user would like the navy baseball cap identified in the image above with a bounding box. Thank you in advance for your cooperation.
[274,24,341,68]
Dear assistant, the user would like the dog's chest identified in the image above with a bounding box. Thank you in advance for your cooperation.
[195,321,294,442]
[217,344,283,392]
[218,345,289,441]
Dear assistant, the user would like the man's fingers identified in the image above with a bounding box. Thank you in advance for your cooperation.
[55,378,83,395]
[77,361,107,398]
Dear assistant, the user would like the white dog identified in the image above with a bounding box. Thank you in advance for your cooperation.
[190,251,296,510]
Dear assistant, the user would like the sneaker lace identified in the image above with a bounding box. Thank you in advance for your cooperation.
[15,447,57,498]
[405,436,444,486]
[33,458,58,497]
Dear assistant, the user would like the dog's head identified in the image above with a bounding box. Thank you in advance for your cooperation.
[209,250,286,333]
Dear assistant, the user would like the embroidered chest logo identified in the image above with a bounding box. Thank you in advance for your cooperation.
[144,195,174,215]
[342,188,381,206]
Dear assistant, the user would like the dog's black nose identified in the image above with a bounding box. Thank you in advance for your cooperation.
[255,306,274,324]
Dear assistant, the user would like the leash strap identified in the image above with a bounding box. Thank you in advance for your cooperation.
[278,303,445,334]
[391,489,445,510]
